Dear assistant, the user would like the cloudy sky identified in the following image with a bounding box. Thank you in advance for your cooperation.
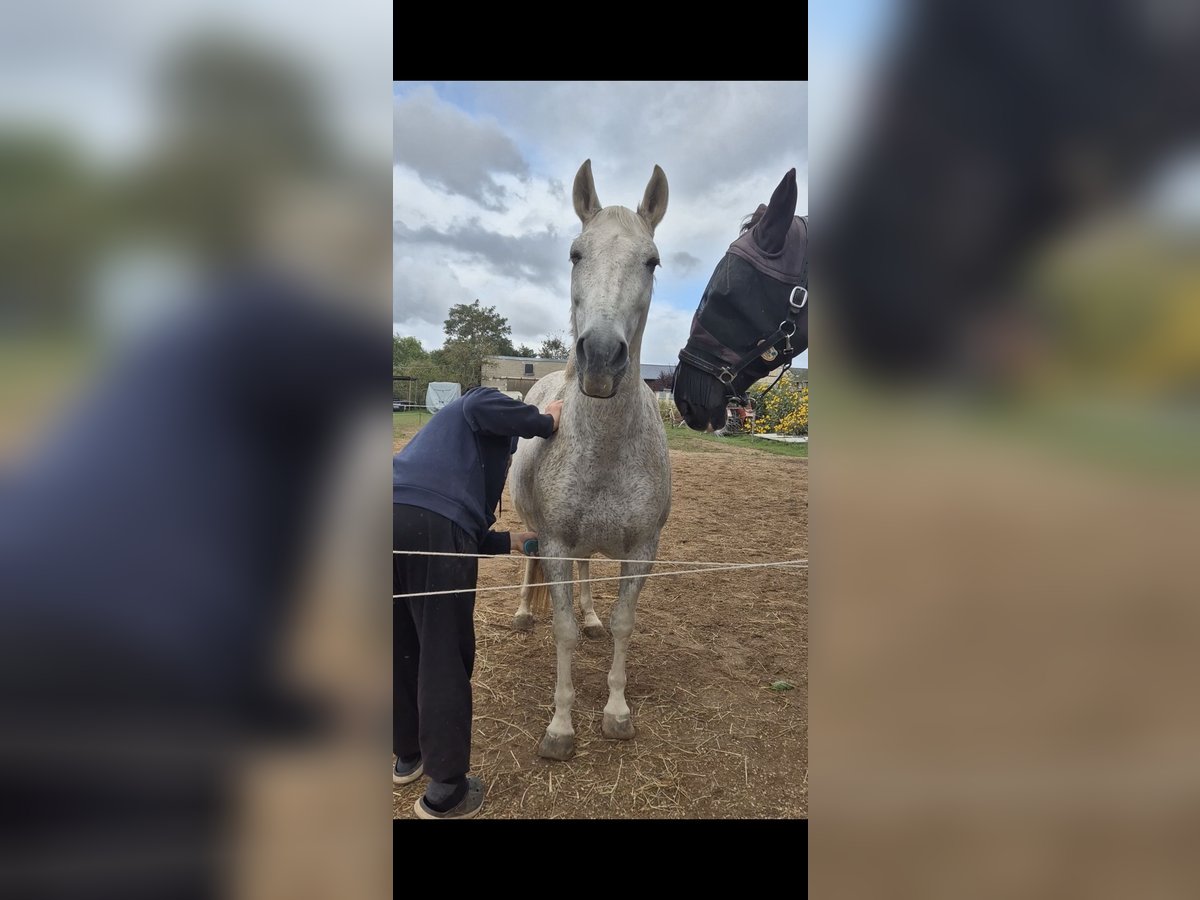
[1,1,389,168]
[393,81,808,368]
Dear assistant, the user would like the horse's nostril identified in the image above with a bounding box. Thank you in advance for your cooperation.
[610,341,628,368]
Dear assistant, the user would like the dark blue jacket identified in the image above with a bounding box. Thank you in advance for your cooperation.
[0,272,381,714]
[393,387,554,554]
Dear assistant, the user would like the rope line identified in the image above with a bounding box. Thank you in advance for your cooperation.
[392,549,774,566]
[392,558,808,600]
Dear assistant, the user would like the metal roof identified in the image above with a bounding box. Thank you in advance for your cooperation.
[484,355,567,363]
[639,363,676,380]
[484,355,675,381]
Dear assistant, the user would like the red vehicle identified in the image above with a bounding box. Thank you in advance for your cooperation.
[715,397,756,436]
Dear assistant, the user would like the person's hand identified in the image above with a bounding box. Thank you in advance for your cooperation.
[512,531,537,554]
[545,399,563,432]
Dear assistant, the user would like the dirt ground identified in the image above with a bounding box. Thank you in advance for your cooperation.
[392,432,808,819]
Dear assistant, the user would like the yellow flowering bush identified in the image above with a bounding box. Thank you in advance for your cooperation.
[750,378,808,435]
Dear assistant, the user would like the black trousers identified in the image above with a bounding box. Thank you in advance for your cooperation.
[393,504,478,791]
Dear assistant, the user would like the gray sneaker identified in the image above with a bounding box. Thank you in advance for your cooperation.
[413,776,485,820]
[393,756,424,785]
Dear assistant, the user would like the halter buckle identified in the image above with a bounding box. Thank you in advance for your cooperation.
[718,369,735,385]
[789,285,808,311]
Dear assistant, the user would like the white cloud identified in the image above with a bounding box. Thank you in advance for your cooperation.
[393,85,527,207]
[641,304,699,367]
[394,82,809,361]
[470,81,807,200]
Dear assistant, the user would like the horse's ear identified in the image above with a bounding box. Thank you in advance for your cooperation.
[637,165,669,233]
[573,159,602,225]
[753,168,798,254]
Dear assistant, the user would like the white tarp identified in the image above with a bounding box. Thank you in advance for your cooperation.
[425,382,461,412]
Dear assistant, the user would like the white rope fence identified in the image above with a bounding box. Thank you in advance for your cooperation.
[392,549,779,566]
[391,553,807,600]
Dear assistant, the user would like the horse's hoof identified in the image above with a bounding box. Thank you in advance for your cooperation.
[538,732,575,761]
[582,622,607,640]
[602,714,636,740]
[512,613,535,633]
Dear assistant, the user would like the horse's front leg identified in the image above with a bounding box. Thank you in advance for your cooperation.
[577,559,606,640]
[538,548,578,760]
[602,549,654,740]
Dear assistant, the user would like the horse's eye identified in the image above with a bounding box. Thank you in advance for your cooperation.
[570,250,582,264]
[646,256,660,269]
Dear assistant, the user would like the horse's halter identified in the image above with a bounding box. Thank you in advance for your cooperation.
[678,285,807,391]
[677,215,809,402]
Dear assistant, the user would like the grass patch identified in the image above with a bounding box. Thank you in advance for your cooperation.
[0,335,100,450]
[393,409,432,447]
[664,424,808,458]
[725,434,809,457]
[395,410,809,459]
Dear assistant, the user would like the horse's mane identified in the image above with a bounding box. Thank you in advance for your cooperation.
[739,207,766,235]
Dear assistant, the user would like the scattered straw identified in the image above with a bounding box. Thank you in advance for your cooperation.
[388,449,808,821]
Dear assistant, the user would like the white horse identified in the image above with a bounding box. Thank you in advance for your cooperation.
[510,160,672,761]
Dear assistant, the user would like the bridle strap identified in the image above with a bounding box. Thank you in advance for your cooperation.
[753,359,793,404]
[679,283,807,387]
[677,345,740,384]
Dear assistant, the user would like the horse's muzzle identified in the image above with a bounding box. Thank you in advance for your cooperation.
[576,331,628,399]
[672,363,730,431]
[675,396,727,432]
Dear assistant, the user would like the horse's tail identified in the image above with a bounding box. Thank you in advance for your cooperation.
[527,556,552,616]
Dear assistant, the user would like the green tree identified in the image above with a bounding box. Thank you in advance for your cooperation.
[392,341,456,406]
[393,335,427,373]
[538,333,571,359]
[0,135,104,328]
[135,33,333,269]
[441,299,515,387]
[513,344,536,358]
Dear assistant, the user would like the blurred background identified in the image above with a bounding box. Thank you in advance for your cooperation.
[0,3,390,897]
[6,0,1200,891]
[813,1,1200,896]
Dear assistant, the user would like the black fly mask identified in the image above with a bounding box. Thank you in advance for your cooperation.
[674,168,808,432]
